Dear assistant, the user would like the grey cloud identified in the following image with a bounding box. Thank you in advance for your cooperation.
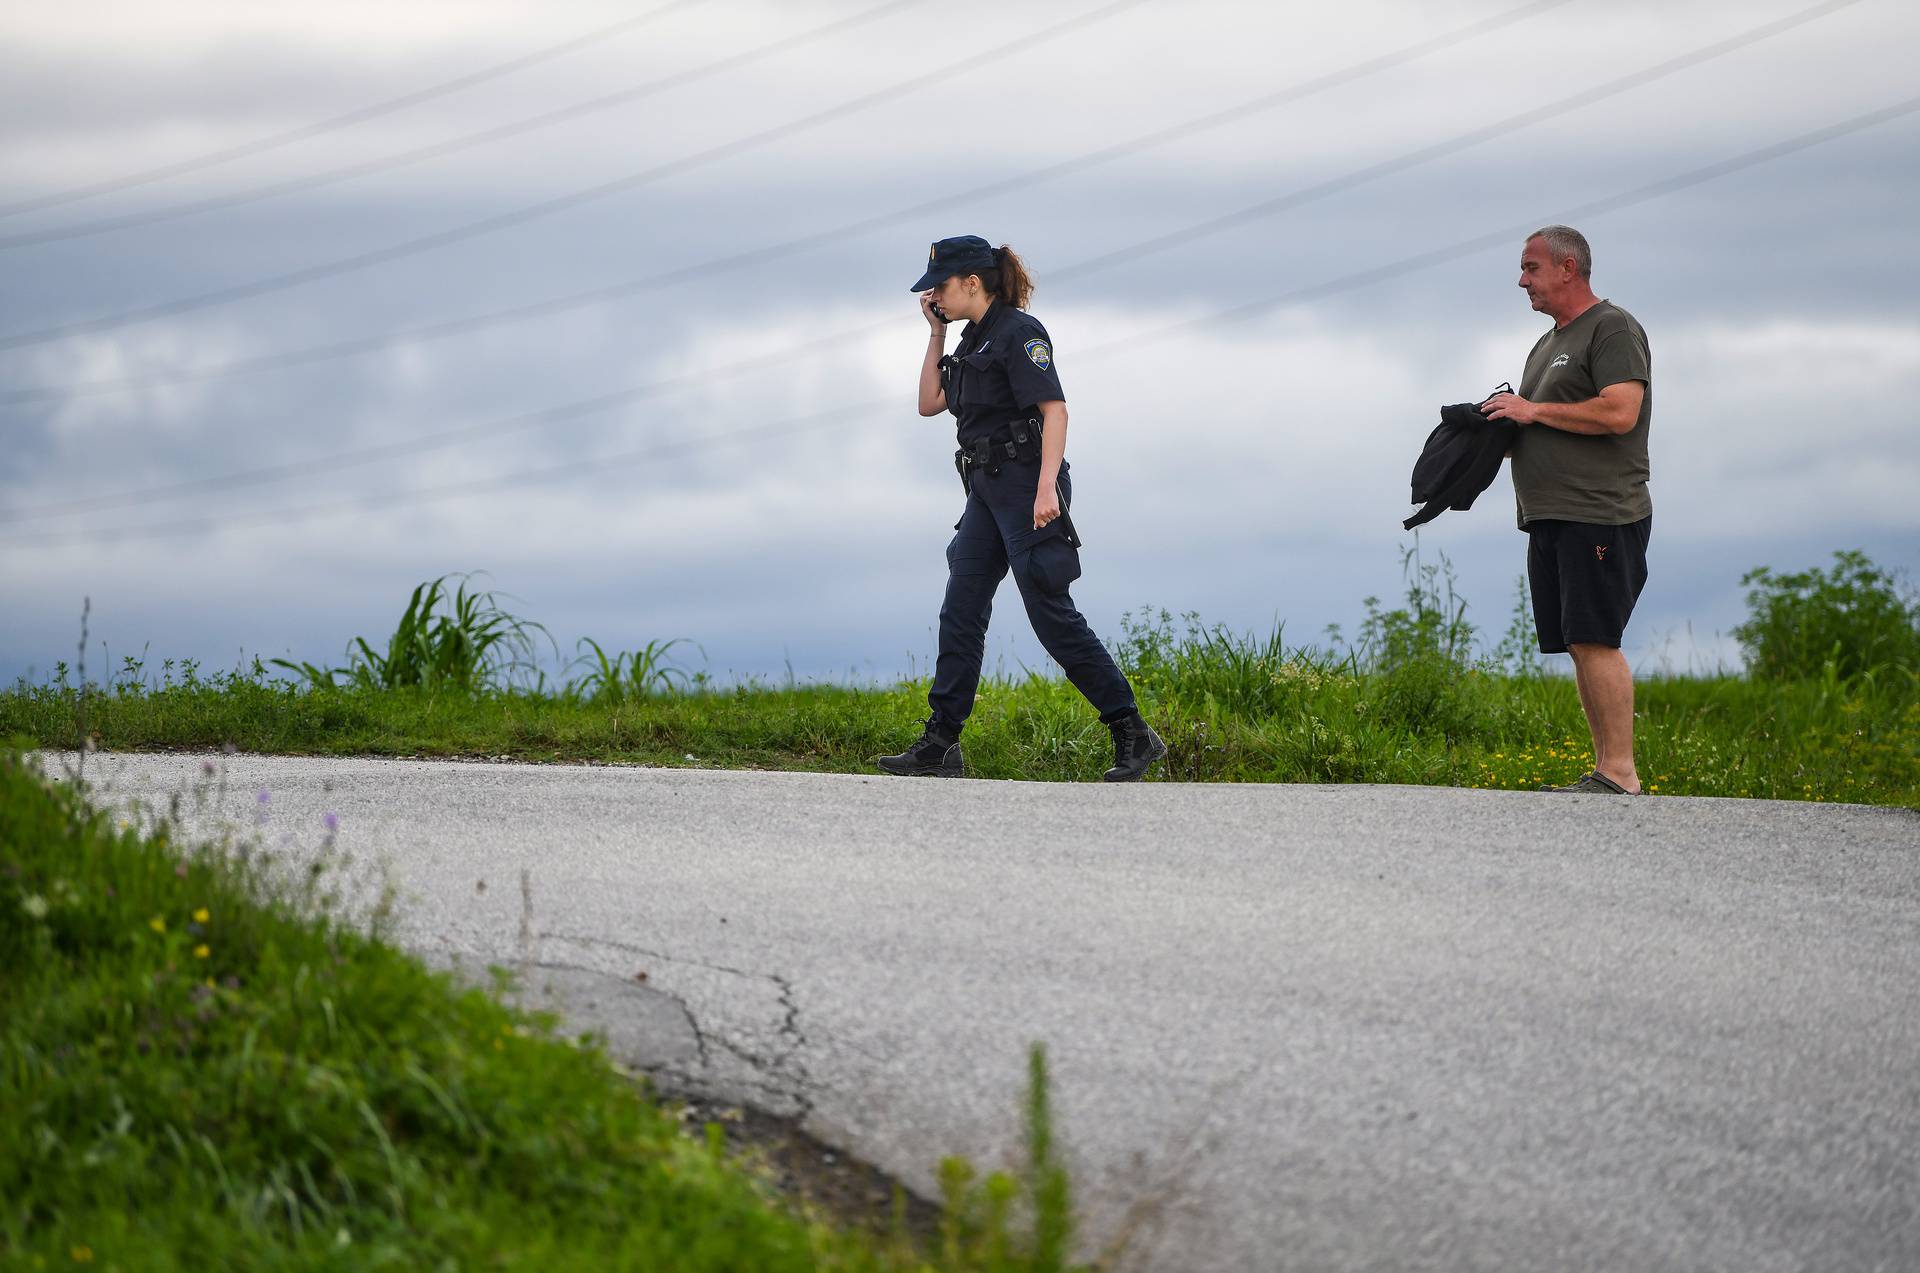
[4,0,1918,687]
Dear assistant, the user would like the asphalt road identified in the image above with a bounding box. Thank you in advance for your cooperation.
[60,753,1920,1271]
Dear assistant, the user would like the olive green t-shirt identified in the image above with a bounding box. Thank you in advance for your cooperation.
[1510,300,1653,527]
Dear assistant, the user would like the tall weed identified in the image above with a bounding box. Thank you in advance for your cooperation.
[1347,540,1477,673]
[1341,542,1481,739]
[273,573,551,693]
[571,638,699,704]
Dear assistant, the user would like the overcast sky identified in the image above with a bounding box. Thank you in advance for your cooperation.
[3,0,1916,690]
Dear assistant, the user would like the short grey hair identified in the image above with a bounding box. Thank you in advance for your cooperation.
[1528,225,1591,278]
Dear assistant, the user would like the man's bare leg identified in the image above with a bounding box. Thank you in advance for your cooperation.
[1570,654,1597,748]
[1568,643,1639,793]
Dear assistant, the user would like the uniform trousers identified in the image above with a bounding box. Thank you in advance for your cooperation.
[927,458,1137,734]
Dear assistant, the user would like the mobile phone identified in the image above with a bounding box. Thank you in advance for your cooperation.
[928,299,951,324]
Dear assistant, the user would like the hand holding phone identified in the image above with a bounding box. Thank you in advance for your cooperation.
[921,290,949,331]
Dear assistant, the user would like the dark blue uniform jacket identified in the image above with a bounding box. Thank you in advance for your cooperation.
[945,300,1065,447]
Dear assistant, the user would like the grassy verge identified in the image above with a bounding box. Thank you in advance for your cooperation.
[2,647,1914,807]
[0,750,1082,1269]
[6,550,1916,807]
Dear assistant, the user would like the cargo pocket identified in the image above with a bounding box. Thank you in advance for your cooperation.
[946,534,996,578]
[1017,526,1081,594]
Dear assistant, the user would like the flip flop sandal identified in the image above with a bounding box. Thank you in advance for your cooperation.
[1547,771,1639,795]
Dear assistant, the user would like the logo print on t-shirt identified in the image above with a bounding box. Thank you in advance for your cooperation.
[1549,353,1571,370]
[1595,545,1609,562]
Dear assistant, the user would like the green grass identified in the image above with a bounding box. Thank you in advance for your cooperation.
[2,632,1914,807]
[5,546,1916,807]
[0,750,1083,1270]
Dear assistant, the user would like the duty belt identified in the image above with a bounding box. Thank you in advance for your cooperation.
[952,415,1082,547]
[955,415,1042,483]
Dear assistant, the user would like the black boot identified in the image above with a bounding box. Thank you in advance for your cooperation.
[877,722,964,778]
[1103,712,1167,782]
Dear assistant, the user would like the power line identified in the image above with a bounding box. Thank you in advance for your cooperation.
[0,0,928,252]
[0,398,899,545]
[0,319,898,519]
[1049,0,1866,283]
[0,0,1852,523]
[0,0,1582,522]
[9,90,1915,549]
[0,0,1152,355]
[0,0,707,222]
[0,0,1579,405]
[1118,95,1920,339]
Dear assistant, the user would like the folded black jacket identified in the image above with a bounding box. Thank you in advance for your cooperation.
[1403,398,1518,530]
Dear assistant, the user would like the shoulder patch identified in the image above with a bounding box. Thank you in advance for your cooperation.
[1023,338,1052,371]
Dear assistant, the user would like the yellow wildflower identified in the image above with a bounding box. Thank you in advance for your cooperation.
[193,908,210,923]
[72,1247,95,1264]
[194,945,211,960]
[147,916,165,934]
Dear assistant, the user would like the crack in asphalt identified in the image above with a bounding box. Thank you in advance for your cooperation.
[537,929,767,982]
[534,930,814,1118]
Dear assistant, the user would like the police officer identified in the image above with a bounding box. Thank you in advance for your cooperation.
[877,236,1165,782]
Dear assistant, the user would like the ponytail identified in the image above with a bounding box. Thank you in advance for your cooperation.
[978,244,1035,309]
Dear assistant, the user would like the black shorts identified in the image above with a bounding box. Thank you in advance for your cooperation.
[1526,515,1651,653]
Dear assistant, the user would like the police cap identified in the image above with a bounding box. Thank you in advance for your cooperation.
[911,235,996,291]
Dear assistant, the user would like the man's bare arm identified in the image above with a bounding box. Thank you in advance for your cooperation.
[1484,382,1644,436]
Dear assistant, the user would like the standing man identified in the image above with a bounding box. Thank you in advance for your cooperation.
[1483,226,1652,796]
